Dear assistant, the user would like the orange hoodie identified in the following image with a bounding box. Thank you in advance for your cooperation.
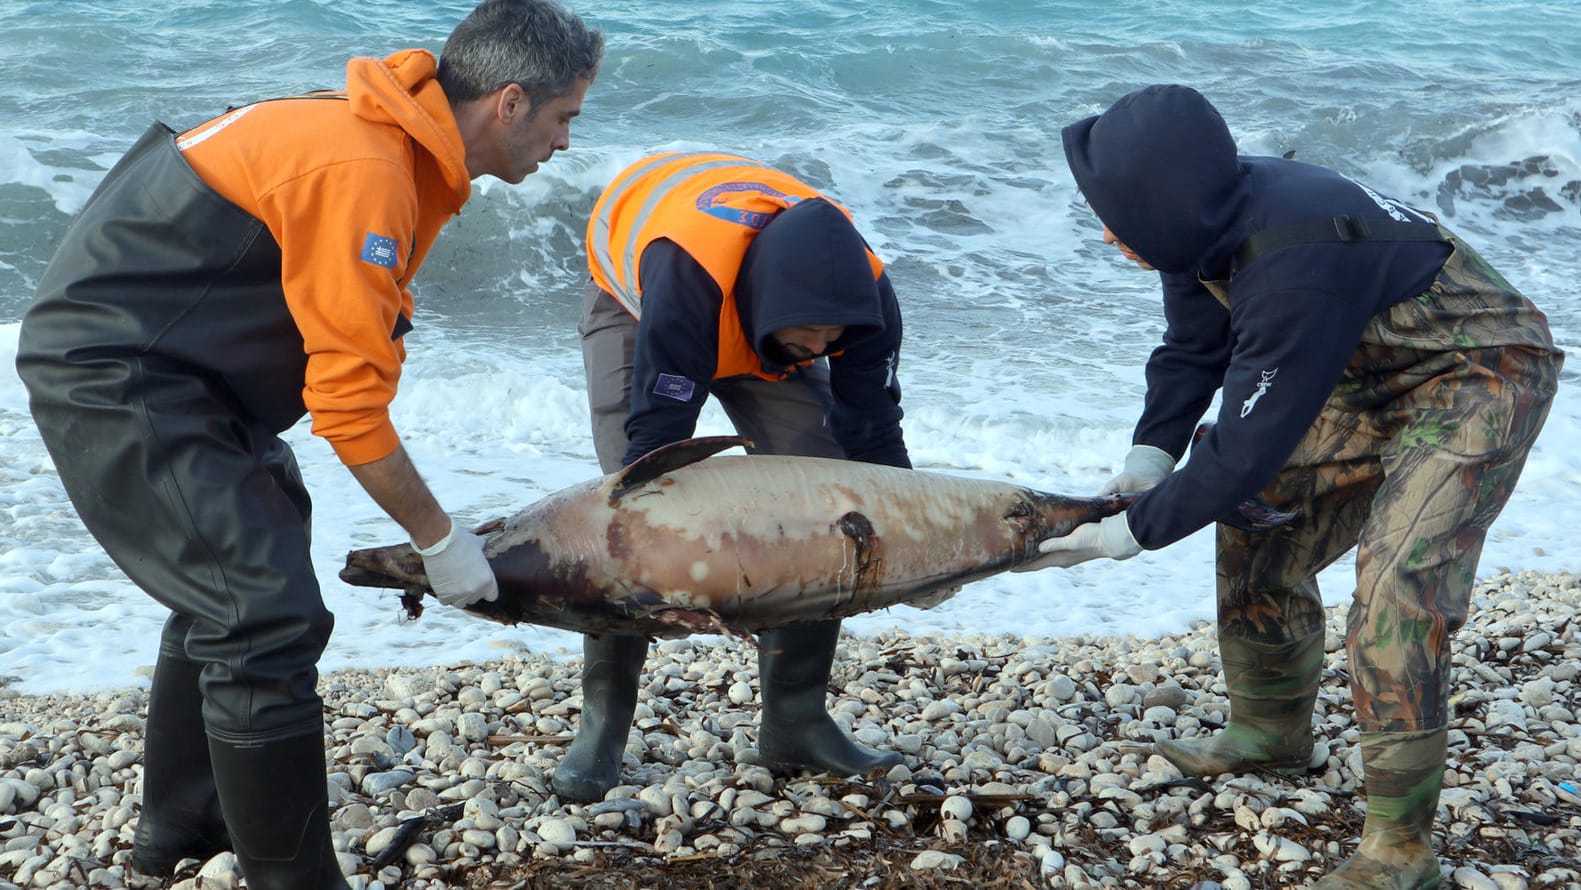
[178,49,471,465]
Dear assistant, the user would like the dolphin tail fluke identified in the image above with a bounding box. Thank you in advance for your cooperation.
[1026,491,1135,539]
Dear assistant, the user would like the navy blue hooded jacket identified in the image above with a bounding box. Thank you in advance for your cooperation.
[623,196,909,469]
[1062,84,1450,549]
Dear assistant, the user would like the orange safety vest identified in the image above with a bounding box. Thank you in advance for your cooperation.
[586,151,884,381]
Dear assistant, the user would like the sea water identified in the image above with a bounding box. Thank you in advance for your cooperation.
[2,0,1578,694]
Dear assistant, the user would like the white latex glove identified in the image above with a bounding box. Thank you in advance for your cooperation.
[1014,513,1141,572]
[414,517,499,608]
[1100,444,1175,495]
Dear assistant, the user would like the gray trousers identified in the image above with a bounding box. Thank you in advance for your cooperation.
[577,282,844,472]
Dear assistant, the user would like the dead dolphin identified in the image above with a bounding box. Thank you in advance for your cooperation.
[340,436,1146,639]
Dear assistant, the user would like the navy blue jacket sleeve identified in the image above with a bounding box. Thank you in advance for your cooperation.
[1133,272,1234,459]
[621,240,723,467]
[827,272,911,468]
[1127,264,1378,549]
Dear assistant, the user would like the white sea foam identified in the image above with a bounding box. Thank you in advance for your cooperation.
[4,318,1577,695]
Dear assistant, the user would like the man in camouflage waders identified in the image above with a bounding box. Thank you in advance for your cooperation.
[1035,84,1561,889]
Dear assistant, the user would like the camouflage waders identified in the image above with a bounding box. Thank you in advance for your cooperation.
[1161,231,1561,889]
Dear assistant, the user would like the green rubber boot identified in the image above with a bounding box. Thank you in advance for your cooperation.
[551,633,648,802]
[1155,632,1322,776]
[1311,728,1446,889]
[756,619,902,777]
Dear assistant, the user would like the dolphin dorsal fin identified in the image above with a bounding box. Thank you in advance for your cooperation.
[610,436,752,503]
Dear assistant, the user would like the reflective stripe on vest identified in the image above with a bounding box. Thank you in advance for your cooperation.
[588,151,773,318]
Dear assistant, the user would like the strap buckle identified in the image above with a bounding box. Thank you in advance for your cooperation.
[1331,215,1372,242]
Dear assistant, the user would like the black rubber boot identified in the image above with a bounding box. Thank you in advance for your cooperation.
[757,619,902,777]
[130,650,231,877]
[208,730,348,890]
[551,633,648,802]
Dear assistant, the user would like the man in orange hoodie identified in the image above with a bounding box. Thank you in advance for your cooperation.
[14,2,602,886]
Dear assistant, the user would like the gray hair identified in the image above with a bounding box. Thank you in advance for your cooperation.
[438,0,604,108]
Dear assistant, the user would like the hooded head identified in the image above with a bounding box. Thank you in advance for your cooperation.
[736,197,884,367]
[1061,84,1243,275]
[347,50,472,209]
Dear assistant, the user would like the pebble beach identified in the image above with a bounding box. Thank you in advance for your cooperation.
[2,570,1578,889]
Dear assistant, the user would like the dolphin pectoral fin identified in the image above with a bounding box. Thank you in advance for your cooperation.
[610,436,755,503]
[612,587,758,645]
[1097,491,1296,532]
[1228,498,1297,531]
[1187,421,1298,530]
[649,608,757,645]
[905,581,964,610]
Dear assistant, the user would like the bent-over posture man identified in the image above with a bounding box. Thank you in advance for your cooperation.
[1037,84,1560,889]
[15,2,602,885]
[560,150,910,801]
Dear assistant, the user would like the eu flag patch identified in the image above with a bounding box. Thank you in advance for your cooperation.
[360,232,399,269]
[654,373,696,402]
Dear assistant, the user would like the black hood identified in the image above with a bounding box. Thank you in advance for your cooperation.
[735,197,884,366]
[1062,84,1246,275]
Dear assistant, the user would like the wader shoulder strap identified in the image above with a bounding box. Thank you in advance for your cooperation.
[1235,215,1446,272]
[224,91,348,113]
